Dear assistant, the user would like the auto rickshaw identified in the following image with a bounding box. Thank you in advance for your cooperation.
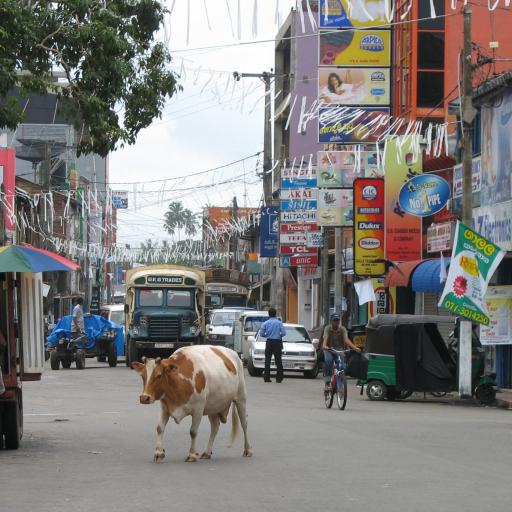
[358,315,497,405]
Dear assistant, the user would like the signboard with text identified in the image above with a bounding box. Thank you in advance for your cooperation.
[280,254,319,268]
[260,206,279,258]
[319,0,390,29]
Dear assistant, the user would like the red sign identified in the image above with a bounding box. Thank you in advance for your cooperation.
[280,254,319,267]
[353,178,385,276]
[279,245,318,256]
[280,223,319,233]
[0,148,16,234]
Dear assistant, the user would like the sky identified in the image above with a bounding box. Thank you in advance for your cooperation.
[110,0,298,246]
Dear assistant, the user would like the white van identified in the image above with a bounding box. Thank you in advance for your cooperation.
[207,309,240,349]
[233,310,270,361]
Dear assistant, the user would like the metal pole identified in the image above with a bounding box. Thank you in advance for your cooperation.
[459,6,473,399]
[321,227,330,326]
[334,227,343,318]
[263,72,272,206]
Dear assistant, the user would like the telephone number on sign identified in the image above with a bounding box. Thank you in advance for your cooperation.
[443,300,489,325]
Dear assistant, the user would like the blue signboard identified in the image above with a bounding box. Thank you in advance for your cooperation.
[398,175,451,217]
[260,206,279,257]
[281,178,318,189]
[280,200,317,211]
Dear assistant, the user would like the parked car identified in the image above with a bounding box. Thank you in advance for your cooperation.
[247,323,319,379]
[207,309,239,348]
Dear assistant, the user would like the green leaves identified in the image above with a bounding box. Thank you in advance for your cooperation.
[0,0,178,156]
[164,201,199,238]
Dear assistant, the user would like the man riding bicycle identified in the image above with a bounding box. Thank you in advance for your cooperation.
[322,314,360,391]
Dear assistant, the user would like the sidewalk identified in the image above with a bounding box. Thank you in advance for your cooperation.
[495,389,512,410]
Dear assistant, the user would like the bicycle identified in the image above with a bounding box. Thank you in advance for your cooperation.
[324,349,350,410]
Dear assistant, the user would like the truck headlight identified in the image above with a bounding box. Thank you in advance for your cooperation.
[132,326,140,336]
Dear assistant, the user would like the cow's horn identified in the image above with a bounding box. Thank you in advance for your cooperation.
[142,356,147,363]
[155,357,161,364]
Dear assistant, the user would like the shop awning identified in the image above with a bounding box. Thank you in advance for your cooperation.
[411,258,451,293]
[384,260,424,288]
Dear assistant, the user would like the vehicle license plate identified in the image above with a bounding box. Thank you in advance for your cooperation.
[154,343,174,348]
[283,361,295,369]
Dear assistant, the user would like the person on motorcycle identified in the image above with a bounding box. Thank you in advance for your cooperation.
[322,314,361,391]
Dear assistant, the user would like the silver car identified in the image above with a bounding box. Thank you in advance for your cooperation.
[247,323,319,379]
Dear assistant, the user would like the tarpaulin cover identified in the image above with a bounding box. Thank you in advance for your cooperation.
[411,258,451,293]
[394,323,456,392]
[47,314,124,355]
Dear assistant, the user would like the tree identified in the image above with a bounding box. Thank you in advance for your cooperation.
[163,201,198,238]
[0,1,179,156]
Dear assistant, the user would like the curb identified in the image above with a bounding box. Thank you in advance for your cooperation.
[495,398,512,410]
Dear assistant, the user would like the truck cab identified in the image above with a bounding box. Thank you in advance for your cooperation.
[124,265,205,366]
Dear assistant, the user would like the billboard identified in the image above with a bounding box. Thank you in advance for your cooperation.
[260,206,278,258]
[319,0,390,29]
[205,206,258,234]
[319,30,391,67]
[319,106,390,144]
[319,68,390,106]
[384,136,423,262]
[472,201,512,252]
[353,178,385,276]
[317,189,353,226]
[112,190,129,209]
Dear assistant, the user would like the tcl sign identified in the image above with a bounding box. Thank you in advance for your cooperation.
[279,245,317,256]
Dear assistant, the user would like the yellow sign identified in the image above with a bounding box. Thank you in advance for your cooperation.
[319,30,391,67]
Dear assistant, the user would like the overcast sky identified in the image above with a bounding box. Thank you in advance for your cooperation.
[110,0,298,246]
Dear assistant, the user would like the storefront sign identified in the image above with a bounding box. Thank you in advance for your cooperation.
[281,178,318,189]
[319,67,390,106]
[318,106,390,144]
[317,189,353,226]
[280,254,319,268]
[260,206,278,258]
[280,223,319,233]
[427,222,454,253]
[281,167,318,180]
[398,174,450,217]
[439,221,506,325]
[280,245,318,256]
[384,136,423,261]
[480,286,512,345]
[354,178,385,276]
[453,157,481,198]
[319,30,391,67]
[280,200,317,211]
[280,188,318,200]
[299,266,322,280]
[280,210,317,223]
[319,0,390,29]
[280,233,308,245]
[472,201,512,252]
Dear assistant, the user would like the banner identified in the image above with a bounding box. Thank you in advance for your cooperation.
[319,0,390,29]
[112,190,129,209]
[260,206,278,258]
[0,148,16,234]
[480,286,512,345]
[317,189,353,226]
[384,136,422,261]
[319,30,391,67]
[354,178,385,276]
[319,68,390,106]
[319,106,390,144]
[439,222,506,325]
[368,277,396,317]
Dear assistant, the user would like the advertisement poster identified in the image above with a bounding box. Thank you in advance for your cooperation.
[259,206,278,258]
[439,222,506,325]
[472,201,512,252]
[319,106,390,144]
[481,90,512,206]
[112,190,129,209]
[398,174,451,217]
[353,178,385,276]
[319,30,391,67]
[205,206,258,235]
[317,189,353,226]
[384,136,423,261]
[368,277,396,317]
[480,286,512,345]
[319,0,390,29]
[319,68,390,106]
[318,150,384,187]
[453,157,481,198]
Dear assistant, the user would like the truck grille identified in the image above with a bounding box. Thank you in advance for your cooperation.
[148,317,180,339]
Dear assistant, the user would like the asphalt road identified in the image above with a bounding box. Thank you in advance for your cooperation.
[1,358,510,512]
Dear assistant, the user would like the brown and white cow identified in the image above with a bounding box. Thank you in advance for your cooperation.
[132,345,252,462]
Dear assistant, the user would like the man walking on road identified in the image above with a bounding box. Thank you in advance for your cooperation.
[260,308,286,383]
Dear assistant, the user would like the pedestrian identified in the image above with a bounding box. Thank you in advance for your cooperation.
[0,328,7,395]
[259,307,286,383]
[322,314,361,392]
[71,297,85,340]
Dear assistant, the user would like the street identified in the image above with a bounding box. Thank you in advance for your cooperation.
[1,360,510,512]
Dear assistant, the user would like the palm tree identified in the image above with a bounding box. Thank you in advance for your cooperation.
[163,201,198,238]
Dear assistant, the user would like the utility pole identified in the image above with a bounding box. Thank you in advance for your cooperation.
[230,196,239,270]
[459,6,474,399]
[334,227,343,318]
[321,227,330,326]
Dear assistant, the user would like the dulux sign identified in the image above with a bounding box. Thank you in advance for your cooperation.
[398,175,450,217]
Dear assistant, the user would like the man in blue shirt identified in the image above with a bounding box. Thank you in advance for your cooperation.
[259,307,286,383]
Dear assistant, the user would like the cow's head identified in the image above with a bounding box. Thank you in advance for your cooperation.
[132,357,175,404]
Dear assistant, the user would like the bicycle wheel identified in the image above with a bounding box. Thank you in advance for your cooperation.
[324,384,334,409]
[336,374,348,410]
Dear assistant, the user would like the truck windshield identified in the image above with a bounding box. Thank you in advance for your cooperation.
[138,289,163,307]
[167,290,193,308]
[211,311,236,326]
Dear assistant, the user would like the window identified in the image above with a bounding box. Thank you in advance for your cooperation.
[418,33,445,69]
[244,317,268,332]
[166,290,193,308]
[419,0,445,30]
[211,312,236,326]
[138,289,163,307]
[109,311,124,324]
[417,72,444,107]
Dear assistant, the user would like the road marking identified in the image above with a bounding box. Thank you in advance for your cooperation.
[25,411,120,416]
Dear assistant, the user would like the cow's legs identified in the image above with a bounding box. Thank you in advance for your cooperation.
[154,406,170,463]
[186,412,202,462]
[200,414,221,459]
[234,399,253,457]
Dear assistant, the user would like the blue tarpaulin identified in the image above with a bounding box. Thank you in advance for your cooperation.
[47,314,125,356]
[411,258,451,293]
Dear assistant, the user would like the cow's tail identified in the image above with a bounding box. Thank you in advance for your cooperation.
[228,402,240,447]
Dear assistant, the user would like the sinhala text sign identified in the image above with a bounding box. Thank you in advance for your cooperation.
[439,222,505,325]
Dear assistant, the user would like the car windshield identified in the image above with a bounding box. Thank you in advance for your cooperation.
[211,312,236,326]
[244,316,268,332]
[258,326,311,344]
[110,310,124,325]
